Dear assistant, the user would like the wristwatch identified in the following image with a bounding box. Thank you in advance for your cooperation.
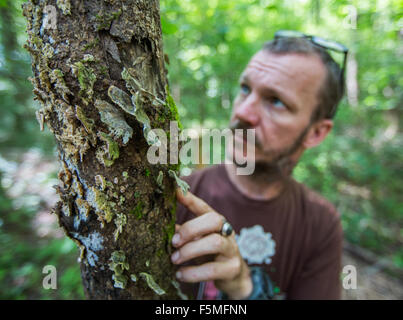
[218,266,274,300]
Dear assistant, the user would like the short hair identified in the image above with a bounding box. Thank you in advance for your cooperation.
[262,37,345,121]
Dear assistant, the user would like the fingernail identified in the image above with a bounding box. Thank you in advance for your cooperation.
[176,271,182,279]
[171,251,180,263]
[172,233,180,245]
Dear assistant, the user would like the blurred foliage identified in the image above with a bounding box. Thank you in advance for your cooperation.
[0,0,402,299]
[0,0,54,153]
[161,0,403,268]
[0,170,84,299]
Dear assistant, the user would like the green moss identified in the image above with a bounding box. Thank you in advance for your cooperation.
[130,202,144,220]
[78,65,96,93]
[156,247,164,258]
[51,68,64,78]
[155,114,165,126]
[71,61,96,104]
[111,10,122,19]
[75,105,95,135]
[169,163,180,173]
[145,168,151,177]
[166,220,176,244]
[95,9,122,30]
[165,85,182,129]
[43,43,54,58]
[119,196,125,205]
[164,203,177,244]
[83,38,100,50]
[92,187,116,223]
[56,0,71,15]
[98,132,120,167]
[99,65,109,77]
[30,35,43,50]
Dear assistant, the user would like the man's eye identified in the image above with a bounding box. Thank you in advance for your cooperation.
[271,97,286,109]
[240,84,250,95]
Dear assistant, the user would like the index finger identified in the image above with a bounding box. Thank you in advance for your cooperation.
[176,188,214,217]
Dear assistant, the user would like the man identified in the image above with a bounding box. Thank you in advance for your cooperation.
[172,31,348,300]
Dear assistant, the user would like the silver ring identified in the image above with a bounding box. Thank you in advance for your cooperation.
[221,221,233,237]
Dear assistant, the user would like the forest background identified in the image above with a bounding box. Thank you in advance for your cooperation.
[0,0,402,299]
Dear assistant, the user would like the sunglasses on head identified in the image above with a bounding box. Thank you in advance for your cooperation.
[274,30,349,117]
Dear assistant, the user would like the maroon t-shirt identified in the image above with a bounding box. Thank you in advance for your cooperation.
[176,164,343,300]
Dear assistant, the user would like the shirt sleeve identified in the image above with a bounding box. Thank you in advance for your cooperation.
[286,213,344,300]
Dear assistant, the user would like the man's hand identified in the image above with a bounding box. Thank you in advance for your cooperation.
[172,188,253,300]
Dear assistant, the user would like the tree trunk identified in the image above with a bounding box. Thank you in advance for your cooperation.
[23,0,183,299]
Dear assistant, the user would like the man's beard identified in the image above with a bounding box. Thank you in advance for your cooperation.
[229,119,311,185]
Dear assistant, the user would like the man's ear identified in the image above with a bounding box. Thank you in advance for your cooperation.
[302,119,333,149]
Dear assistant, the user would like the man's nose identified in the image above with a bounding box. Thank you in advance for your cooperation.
[234,93,260,127]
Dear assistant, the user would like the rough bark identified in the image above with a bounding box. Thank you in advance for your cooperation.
[23,0,183,299]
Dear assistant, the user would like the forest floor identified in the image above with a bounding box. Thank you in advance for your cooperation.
[2,149,402,300]
[342,249,403,300]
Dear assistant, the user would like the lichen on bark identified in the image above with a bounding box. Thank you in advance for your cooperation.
[23,0,182,299]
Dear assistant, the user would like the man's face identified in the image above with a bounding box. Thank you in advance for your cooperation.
[229,50,327,169]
